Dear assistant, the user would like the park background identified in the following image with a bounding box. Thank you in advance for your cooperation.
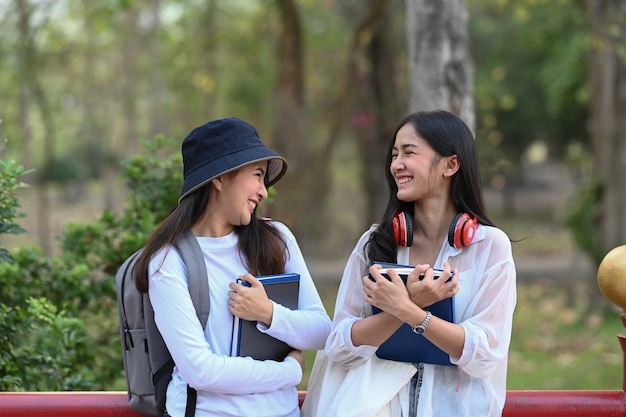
[1,0,626,393]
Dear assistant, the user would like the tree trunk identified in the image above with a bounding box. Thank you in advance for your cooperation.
[119,7,140,159]
[587,0,626,255]
[190,0,218,132]
[313,0,398,245]
[361,0,400,225]
[405,0,474,131]
[145,0,166,141]
[18,83,34,183]
[271,0,309,236]
[15,0,55,255]
[80,1,107,180]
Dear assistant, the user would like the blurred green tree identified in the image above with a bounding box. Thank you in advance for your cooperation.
[0,136,182,390]
[585,0,626,258]
[470,0,589,213]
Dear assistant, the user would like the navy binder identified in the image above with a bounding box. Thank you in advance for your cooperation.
[369,263,456,366]
[231,273,300,361]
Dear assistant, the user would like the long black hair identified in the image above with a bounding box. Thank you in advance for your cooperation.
[133,183,287,293]
[366,110,494,264]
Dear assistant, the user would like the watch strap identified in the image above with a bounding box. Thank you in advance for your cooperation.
[413,310,432,334]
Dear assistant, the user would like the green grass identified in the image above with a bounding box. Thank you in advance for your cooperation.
[508,282,622,390]
[298,281,625,391]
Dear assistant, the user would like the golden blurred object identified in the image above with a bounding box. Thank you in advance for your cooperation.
[597,245,626,313]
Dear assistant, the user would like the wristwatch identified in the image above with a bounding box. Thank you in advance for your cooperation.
[412,311,432,335]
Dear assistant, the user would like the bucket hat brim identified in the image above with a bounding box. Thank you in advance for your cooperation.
[179,152,286,203]
[178,117,288,204]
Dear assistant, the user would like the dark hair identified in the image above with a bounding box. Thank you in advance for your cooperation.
[366,110,494,264]
[133,183,287,293]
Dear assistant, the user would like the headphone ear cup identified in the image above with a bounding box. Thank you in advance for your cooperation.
[448,213,463,248]
[392,211,413,247]
[448,213,477,248]
[404,213,413,247]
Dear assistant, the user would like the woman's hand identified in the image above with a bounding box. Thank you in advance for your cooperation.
[406,262,459,308]
[362,264,413,317]
[228,274,274,326]
[287,349,305,374]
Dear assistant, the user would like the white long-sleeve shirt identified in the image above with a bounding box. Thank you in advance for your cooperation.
[149,221,331,417]
[324,224,517,416]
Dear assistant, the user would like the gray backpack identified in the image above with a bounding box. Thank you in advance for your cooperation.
[116,230,209,417]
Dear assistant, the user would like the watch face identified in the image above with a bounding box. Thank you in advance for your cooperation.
[413,325,425,334]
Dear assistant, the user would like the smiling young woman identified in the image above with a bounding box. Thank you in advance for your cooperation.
[132,117,331,417]
[303,110,516,417]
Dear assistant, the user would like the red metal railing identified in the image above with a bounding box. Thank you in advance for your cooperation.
[0,388,625,417]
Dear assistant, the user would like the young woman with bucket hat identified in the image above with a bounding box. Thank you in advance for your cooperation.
[132,117,331,417]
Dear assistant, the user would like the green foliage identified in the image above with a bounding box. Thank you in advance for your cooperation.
[0,160,29,263]
[60,135,182,279]
[0,136,183,391]
[471,0,589,186]
[122,135,182,221]
[0,161,102,390]
[508,282,621,390]
[0,298,94,391]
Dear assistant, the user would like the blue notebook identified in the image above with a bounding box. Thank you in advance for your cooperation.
[231,273,300,361]
[369,262,455,366]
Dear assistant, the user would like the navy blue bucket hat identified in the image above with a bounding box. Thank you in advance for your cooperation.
[179,117,287,202]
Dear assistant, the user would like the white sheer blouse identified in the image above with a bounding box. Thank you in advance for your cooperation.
[324,224,517,417]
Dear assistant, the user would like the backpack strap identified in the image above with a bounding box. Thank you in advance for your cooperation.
[186,385,198,417]
[174,229,210,417]
[175,229,210,329]
[118,249,142,351]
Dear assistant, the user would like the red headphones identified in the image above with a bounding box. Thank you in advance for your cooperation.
[392,211,413,247]
[393,211,477,249]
